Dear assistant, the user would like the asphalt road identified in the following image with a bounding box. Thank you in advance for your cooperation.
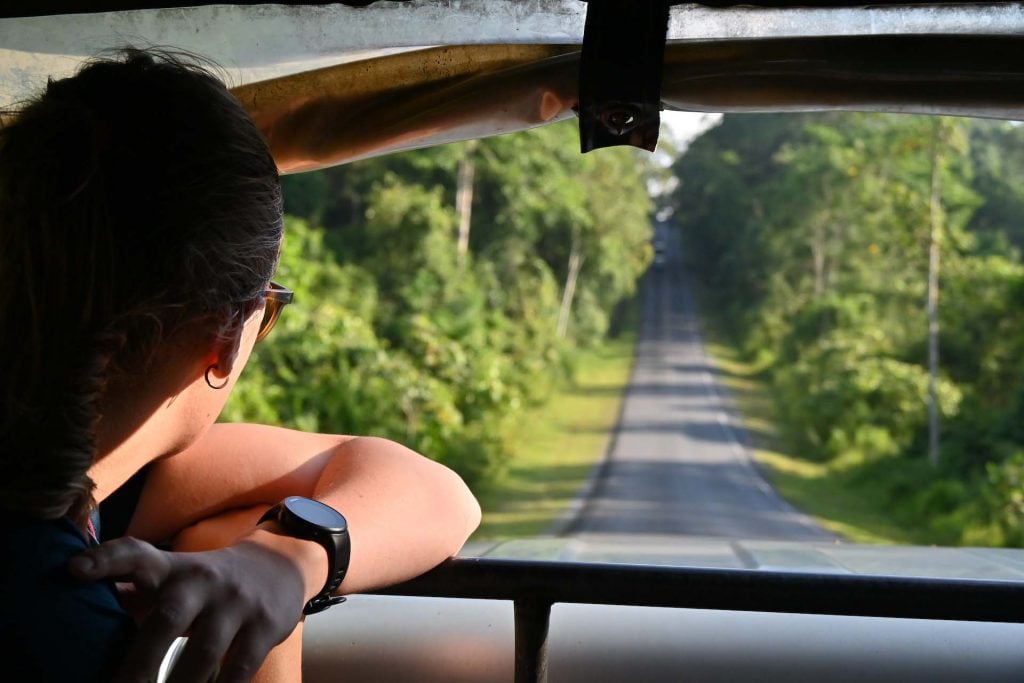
[564,227,832,549]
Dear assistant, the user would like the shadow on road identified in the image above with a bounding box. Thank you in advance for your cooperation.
[560,226,832,543]
[567,419,775,445]
[572,459,828,540]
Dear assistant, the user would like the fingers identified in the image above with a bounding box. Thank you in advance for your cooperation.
[114,581,155,623]
[72,537,305,682]
[114,580,204,683]
[70,536,171,590]
[165,613,243,683]
[216,624,278,683]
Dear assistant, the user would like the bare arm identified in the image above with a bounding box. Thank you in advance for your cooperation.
[73,423,480,682]
[129,422,481,593]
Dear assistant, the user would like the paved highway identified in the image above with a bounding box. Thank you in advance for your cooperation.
[564,226,832,554]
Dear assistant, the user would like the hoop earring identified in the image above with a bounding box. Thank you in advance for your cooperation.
[205,364,229,390]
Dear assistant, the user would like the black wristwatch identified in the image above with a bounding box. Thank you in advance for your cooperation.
[259,496,351,615]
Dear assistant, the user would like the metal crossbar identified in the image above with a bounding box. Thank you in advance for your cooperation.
[373,557,1024,683]
[2,1,1013,19]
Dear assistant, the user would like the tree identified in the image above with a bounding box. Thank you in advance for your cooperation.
[230,122,656,489]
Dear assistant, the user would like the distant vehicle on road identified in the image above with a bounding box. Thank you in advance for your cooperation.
[653,238,667,268]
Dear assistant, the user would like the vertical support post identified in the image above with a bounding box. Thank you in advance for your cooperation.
[514,599,552,683]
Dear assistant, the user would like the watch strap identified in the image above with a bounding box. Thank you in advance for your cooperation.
[304,594,346,614]
[259,500,350,615]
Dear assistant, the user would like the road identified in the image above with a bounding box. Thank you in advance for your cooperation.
[563,226,832,560]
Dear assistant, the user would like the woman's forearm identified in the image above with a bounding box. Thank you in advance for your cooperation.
[175,435,481,596]
[158,438,478,683]
[307,436,481,594]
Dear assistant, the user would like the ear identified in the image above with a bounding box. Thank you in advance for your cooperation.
[203,322,245,385]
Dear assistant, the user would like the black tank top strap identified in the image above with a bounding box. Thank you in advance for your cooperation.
[98,465,151,541]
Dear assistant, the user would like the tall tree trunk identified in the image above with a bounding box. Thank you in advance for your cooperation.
[812,215,827,298]
[557,226,584,339]
[455,140,478,264]
[927,120,946,468]
[812,181,834,300]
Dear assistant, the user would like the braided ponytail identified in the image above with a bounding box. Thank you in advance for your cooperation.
[0,333,124,526]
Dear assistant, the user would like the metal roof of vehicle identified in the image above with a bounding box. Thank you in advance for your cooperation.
[3,1,1023,169]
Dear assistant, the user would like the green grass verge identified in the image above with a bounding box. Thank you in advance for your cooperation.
[471,336,636,540]
[704,339,928,545]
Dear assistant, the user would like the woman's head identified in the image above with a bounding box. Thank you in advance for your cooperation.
[0,48,283,522]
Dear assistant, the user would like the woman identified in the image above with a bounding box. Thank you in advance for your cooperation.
[0,49,481,681]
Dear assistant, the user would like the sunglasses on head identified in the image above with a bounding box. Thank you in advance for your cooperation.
[255,280,293,343]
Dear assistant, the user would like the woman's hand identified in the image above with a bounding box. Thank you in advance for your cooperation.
[69,529,322,683]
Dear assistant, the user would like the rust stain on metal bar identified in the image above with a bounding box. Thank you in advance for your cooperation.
[232,44,579,173]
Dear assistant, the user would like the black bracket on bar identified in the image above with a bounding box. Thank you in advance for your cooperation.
[577,0,670,153]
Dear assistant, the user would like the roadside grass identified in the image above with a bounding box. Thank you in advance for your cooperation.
[471,335,636,541]
[703,336,932,546]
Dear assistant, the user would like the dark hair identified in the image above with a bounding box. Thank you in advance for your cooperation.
[0,49,283,524]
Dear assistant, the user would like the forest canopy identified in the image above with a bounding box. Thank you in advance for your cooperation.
[670,113,1024,546]
[223,120,653,488]
[225,107,1024,548]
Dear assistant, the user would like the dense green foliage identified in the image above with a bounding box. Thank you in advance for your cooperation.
[670,113,1024,545]
[223,121,652,489]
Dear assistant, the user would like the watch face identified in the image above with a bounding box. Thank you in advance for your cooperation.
[285,496,348,533]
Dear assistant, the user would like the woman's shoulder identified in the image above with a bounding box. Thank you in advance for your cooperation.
[0,515,135,681]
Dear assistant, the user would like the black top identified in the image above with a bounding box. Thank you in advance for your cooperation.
[97,466,150,541]
[0,468,149,680]
[0,516,136,680]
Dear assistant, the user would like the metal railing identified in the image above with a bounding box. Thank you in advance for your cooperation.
[374,557,1024,683]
